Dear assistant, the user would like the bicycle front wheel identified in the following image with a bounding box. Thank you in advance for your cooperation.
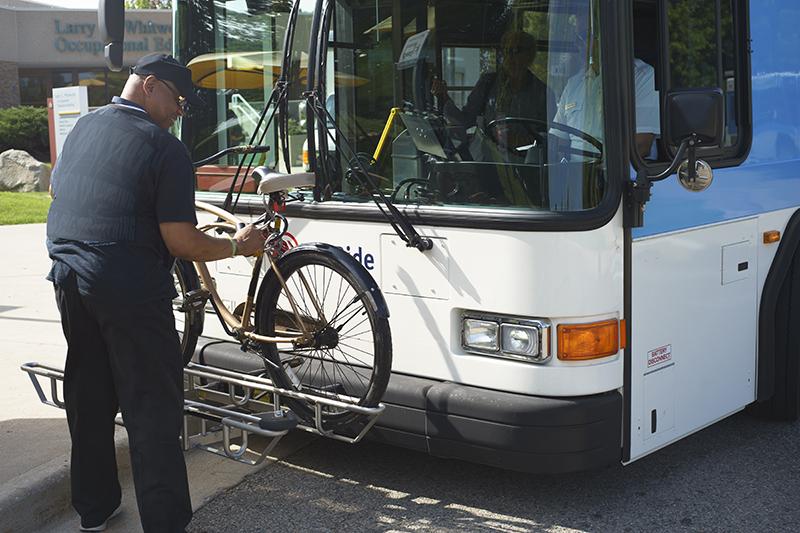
[256,244,392,429]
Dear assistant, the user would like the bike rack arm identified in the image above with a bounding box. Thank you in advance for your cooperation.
[21,363,65,408]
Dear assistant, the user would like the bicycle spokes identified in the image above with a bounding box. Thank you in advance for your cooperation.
[274,263,376,406]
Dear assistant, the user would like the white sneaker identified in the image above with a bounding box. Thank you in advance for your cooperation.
[80,505,121,532]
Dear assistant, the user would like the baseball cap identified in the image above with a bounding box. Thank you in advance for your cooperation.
[131,53,204,107]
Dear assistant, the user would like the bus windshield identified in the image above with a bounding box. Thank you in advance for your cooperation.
[179,0,606,212]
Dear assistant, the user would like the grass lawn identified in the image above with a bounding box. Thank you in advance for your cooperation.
[0,191,51,225]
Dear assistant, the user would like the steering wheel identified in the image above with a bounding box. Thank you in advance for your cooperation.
[485,117,603,161]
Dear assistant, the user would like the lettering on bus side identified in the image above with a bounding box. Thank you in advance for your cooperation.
[343,245,375,271]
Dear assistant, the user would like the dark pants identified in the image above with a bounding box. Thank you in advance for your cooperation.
[54,271,192,532]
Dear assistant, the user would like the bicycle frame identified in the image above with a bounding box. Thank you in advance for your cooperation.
[192,200,319,348]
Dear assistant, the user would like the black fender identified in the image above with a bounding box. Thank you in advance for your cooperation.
[255,242,390,325]
[756,208,800,403]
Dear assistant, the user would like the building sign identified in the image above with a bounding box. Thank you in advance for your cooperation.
[53,86,89,157]
[53,17,171,56]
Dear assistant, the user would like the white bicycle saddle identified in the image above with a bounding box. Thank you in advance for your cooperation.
[253,167,316,195]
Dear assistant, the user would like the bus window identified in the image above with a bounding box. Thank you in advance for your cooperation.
[671,0,741,152]
[631,1,662,161]
[322,0,607,212]
[631,0,749,165]
[178,0,298,189]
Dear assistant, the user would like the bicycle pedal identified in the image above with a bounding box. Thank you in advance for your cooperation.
[180,289,210,312]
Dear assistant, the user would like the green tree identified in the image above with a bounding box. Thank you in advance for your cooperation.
[668,0,720,88]
[124,0,171,9]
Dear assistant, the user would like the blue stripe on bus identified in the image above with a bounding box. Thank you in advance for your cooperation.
[632,160,800,239]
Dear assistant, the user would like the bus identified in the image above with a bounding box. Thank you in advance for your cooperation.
[144,0,799,473]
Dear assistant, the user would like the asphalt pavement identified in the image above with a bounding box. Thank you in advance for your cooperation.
[189,410,800,532]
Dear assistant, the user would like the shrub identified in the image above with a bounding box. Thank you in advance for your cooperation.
[0,106,50,162]
[287,118,305,136]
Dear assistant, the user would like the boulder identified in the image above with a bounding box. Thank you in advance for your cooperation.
[0,149,51,192]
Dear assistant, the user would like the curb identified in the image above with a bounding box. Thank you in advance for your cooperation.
[0,430,129,533]
[0,450,71,533]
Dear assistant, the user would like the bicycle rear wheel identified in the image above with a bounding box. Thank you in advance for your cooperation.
[256,244,392,429]
[172,259,204,365]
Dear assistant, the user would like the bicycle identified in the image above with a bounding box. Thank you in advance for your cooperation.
[172,145,392,431]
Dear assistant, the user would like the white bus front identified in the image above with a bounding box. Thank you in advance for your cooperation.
[179,0,771,473]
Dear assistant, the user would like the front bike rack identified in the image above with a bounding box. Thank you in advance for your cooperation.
[21,361,385,467]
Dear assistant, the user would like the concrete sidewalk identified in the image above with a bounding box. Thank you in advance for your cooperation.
[0,224,315,532]
[0,223,72,531]
[0,226,68,470]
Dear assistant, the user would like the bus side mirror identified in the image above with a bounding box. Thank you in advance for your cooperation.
[99,0,125,72]
[664,88,724,190]
[665,88,724,147]
[627,88,724,228]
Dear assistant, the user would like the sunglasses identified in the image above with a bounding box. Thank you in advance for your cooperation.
[158,78,188,111]
[506,46,534,54]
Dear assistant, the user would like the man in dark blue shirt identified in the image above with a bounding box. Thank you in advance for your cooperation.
[47,54,265,532]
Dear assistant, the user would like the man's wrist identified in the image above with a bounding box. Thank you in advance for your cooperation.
[228,237,238,257]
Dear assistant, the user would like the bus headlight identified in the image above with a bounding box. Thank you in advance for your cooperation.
[462,319,499,352]
[501,324,538,357]
[461,313,551,363]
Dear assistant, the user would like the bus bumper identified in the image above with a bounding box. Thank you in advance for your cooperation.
[197,339,622,474]
[373,372,622,474]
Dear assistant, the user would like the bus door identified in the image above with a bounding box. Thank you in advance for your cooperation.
[627,0,754,462]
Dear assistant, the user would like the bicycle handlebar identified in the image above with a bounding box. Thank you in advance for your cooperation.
[193,145,271,168]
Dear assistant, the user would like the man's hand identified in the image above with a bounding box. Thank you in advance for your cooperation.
[232,224,267,257]
[635,133,656,159]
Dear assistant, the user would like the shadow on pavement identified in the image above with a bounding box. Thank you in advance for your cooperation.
[187,411,800,533]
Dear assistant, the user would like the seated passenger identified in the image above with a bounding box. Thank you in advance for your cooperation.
[554,58,659,159]
[552,15,659,160]
[431,30,556,156]
[632,58,660,159]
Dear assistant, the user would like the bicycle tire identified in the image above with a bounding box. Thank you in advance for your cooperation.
[255,244,392,429]
[172,259,204,365]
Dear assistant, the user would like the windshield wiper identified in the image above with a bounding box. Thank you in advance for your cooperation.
[302,90,433,252]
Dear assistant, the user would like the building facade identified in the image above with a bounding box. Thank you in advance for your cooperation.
[0,1,172,109]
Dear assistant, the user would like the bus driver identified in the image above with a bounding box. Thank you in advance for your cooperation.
[431,31,556,160]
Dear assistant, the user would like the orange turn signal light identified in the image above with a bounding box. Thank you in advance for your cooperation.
[558,319,620,361]
[763,230,781,244]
